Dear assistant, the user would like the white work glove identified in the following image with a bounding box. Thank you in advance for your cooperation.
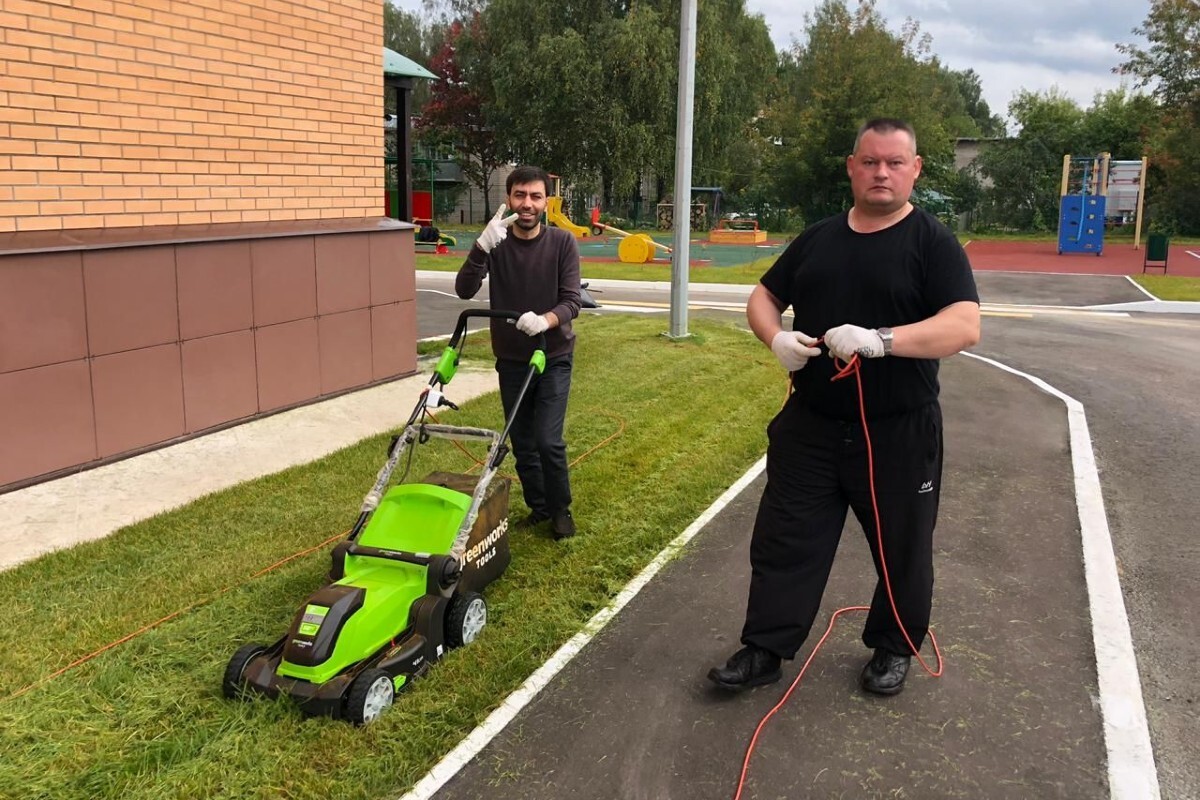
[476,203,519,253]
[825,324,885,360]
[770,330,821,372]
[516,311,551,336]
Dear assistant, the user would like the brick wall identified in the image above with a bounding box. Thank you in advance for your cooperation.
[0,0,382,232]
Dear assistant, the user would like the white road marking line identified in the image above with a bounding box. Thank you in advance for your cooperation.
[1124,276,1159,300]
[403,303,1160,800]
[397,458,768,800]
[963,352,1161,800]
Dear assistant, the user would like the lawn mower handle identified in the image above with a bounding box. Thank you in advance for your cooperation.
[448,308,548,353]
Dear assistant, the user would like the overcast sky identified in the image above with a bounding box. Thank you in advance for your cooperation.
[392,0,1151,130]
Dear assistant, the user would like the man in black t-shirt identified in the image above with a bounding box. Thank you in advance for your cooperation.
[456,165,583,540]
[708,118,980,696]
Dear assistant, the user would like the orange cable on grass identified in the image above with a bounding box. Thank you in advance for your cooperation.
[3,529,348,703]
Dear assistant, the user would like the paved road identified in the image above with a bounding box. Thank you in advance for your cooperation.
[414,269,1199,799]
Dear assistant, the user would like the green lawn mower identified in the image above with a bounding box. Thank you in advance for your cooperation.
[223,309,544,725]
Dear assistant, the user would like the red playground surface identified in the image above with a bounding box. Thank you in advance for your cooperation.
[963,240,1200,277]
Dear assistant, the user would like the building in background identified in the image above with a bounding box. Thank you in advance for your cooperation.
[0,1,424,491]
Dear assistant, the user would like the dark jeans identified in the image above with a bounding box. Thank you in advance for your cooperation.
[496,353,573,516]
[742,398,943,659]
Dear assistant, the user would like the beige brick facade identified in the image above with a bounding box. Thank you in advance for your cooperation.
[0,0,383,232]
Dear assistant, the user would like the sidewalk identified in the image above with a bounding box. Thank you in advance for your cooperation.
[425,355,1118,799]
[0,367,499,572]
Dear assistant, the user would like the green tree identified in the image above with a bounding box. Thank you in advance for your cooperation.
[947,68,1007,137]
[1116,0,1200,233]
[1079,88,1157,160]
[477,0,774,213]
[416,18,507,217]
[384,1,444,111]
[1116,0,1200,108]
[976,89,1084,230]
[769,0,971,222]
[689,0,776,201]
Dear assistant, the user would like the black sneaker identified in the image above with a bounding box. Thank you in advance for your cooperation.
[707,645,782,691]
[517,510,550,530]
[860,647,911,695]
[551,509,576,540]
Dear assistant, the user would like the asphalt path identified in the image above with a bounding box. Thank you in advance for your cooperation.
[414,268,1199,799]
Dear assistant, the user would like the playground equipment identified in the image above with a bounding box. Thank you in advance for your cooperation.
[1108,156,1150,249]
[1057,153,1110,255]
[709,217,767,244]
[384,154,457,252]
[545,174,590,238]
[1057,154,1149,256]
[589,207,673,264]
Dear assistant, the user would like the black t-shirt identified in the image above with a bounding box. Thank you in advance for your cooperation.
[760,207,979,420]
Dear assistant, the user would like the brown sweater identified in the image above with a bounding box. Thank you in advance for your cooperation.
[455,225,582,360]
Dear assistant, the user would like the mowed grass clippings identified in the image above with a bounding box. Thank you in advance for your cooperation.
[0,314,782,800]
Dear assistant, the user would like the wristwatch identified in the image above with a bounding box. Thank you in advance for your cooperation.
[876,327,894,355]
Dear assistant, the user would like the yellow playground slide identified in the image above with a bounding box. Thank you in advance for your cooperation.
[545,196,591,238]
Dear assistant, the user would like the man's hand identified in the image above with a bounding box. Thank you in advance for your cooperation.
[516,311,550,336]
[770,330,821,372]
[476,203,519,253]
[825,324,885,360]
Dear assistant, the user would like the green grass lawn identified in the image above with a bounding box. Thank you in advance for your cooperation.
[420,253,1200,301]
[0,314,781,800]
[1134,275,1200,300]
[416,252,770,284]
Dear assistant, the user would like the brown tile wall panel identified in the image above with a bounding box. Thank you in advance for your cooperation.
[181,331,259,433]
[251,237,317,327]
[0,360,97,486]
[371,301,418,381]
[177,241,254,340]
[318,309,373,394]
[0,252,88,373]
[256,318,320,412]
[316,233,371,315]
[368,230,414,305]
[2,227,420,489]
[83,247,179,356]
[91,344,186,458]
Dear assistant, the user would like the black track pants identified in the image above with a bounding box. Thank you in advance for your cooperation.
[497,353,574,516]
[741,398,943,659]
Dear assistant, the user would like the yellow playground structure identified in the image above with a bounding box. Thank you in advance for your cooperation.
[544,174,591,238]
[589,207,672,263]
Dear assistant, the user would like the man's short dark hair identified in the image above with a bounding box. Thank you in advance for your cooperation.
[854,118,917,154]
[507,165,551,194]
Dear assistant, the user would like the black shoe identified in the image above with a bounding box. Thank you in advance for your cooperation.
[551,509,576,540]
[707,645,782,691]
[517,510,550,530]
[860,647,911,695]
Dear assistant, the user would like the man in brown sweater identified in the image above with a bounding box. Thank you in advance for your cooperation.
[455,165,583,539]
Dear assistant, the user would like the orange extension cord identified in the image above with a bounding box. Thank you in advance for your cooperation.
[4,530,347,702]
[3,403,625,705]
[733,351,945,800]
